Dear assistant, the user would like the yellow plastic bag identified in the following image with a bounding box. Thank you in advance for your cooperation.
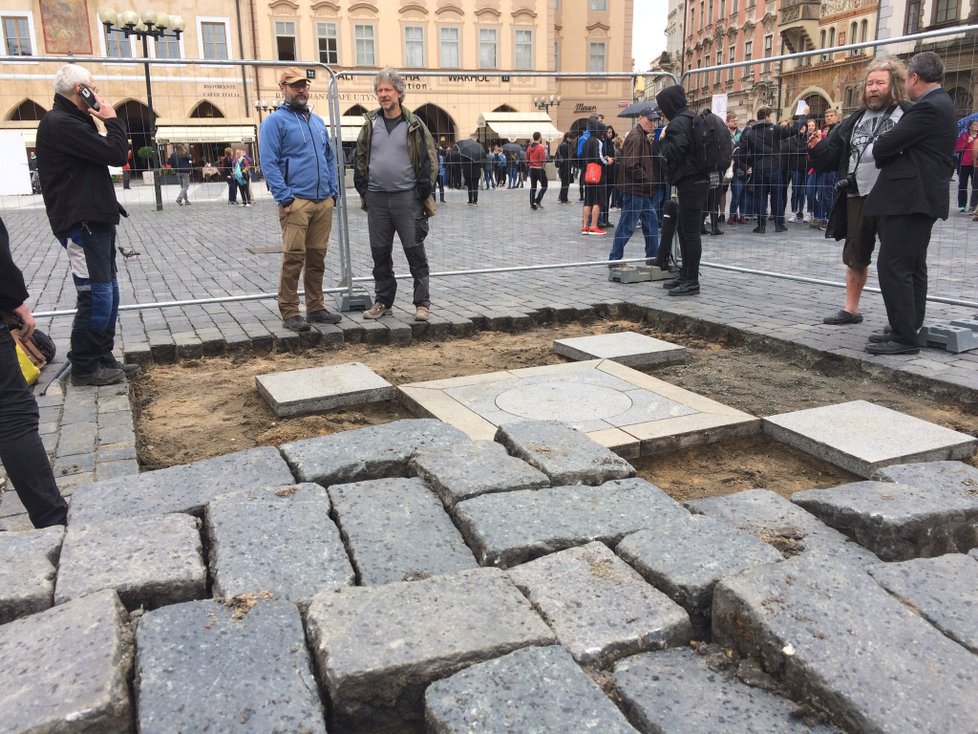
[16,341,40,386]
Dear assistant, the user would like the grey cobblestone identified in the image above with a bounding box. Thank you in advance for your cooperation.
[0,526,63,624]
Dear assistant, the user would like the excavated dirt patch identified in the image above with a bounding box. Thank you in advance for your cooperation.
[133,318,978,502]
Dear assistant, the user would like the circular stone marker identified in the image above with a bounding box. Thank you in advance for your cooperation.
[495,382,633,422]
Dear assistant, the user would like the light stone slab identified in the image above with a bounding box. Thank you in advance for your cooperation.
[205,483,354,605]
[68,446,295,523]
[614,648,840,734]
[56,513,206,609]
[616,513,783,638]
[507,542,691,665]
[687,488,880,566]
[0,526,63,624]
[399,359,758,457]
[712,554,978,733]
[763,400,977,478]
[280,418,469,485]
[425,645,639,733]
[305,567,555,733]
[0,589,133,734]
[256,361,394,417]
[791,481,978,561]
[453,477,689,568]
[868,554,978,654]
[409,440,550,506]
[136,599,326,734]
[553,331,686,368]
[495,420,635,486]
[328,477,478,584]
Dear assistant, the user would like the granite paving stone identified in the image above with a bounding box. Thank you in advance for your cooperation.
[425,645,638,733]
[613,648,840,734]
[553,331,686,368]
[280,418,470,485]
[507,542,691,665]
[867,553,978,653]
[0,526,63,624]
[205,483,354,605]
[712,554,978,733]
[687,488,879,566]
[0,589,133,734]
[453,477,689,568]
[763,400,978,477]
[616,513,783,638]
[136,598,326,734]
[791,481,978,561]
[329,477,478,584]
[68,446,295,523]
[305,567,555,733]
[408,439,550,507]
[872,459,978,498]
[256,361,394,417]
[55,513,206,609]
[494,420,636,485]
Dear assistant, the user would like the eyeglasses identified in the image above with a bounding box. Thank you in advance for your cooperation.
[286,81,310,90]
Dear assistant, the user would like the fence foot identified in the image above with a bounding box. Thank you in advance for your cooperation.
[339,288,374,312]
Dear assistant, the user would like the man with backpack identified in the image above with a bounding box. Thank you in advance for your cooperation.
[654,85,732,296]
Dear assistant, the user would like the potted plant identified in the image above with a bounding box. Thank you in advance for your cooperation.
[137,145,156,184]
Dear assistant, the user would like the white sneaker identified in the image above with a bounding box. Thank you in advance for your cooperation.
[803,212,812,223]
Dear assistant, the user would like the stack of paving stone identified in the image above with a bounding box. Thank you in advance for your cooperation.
[2,420,977,733]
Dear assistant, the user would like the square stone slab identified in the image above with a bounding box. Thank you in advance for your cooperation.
[0,526,63,624]
[0,589,133,734]
[256,361,394,417]
[399,359,757,458]
[553,331,686,368]
[305,567,554,732]
[763,400,977,478]
[56,514,207,610]
[873,460,978,498]
[425,645,639,733]
[136,599,325,734]
[507,542,691,665]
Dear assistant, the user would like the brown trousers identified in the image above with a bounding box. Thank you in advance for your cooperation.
[277,197,333,319]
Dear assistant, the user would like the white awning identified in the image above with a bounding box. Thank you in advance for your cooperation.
[155,125,256,144]
[323,116,365,144]
[477,112,563,142]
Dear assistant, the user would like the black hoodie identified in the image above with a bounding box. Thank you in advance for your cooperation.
[655,86,702,186]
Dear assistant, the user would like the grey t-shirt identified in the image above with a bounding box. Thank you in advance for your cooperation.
[849,105,904,197]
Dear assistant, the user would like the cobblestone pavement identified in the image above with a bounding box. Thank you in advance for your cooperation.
[1,183,977,732]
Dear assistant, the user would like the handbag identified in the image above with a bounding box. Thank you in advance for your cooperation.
[584,162,602,185]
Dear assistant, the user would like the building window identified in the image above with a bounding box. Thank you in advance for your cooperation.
[589,0,608,9]
[720,0,726,19]
[860,19,869,41]
[933,0,959,24]
[728,45,735,81]
[763,33,773,71]
[479,28,497,68]
[1,15,31,56]
[849,22,858,54]
[708,0,714,25]
[731,0,739,15]
[700,1,705,29]
[275,21,296,61]
[105,26,133,57]
[905,0,922,33]
[844,86,854,108]
[440,27,459,68]
[588,41,606,72]
[200,20,229,60]
[154,33,180,59]
[744,40,752,61]
[514,29,532,69]
[317,22,338,65]
[404,25,424,67]
[829,27,835,46]
[355,24,375,66]
[554,40,560,71]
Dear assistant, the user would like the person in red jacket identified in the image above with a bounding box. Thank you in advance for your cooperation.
[955,119,978,213]
[527,131,548,210]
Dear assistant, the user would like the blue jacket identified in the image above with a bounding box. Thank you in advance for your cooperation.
[259,103,338,204]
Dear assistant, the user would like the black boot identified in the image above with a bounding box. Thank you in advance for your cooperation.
[669,280,700,296]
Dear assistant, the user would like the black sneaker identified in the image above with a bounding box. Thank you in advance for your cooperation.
[662,277,684,290]
[71,365,125,386]
[668,280,700,296]
[101,358,141,375]
[307,309,342,325]
[752,226,766,233]
[282,316,311,332]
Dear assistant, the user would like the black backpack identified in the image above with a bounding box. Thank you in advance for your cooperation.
[689,110,733,175]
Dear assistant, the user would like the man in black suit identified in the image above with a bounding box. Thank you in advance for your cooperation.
[862,52,957,356]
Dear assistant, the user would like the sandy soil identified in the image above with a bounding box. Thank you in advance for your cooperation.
[133,318,978,502]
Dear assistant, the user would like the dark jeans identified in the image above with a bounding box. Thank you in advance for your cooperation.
[815,171,836,221]
[790,170,807,215]
[675,180,710,282]
[729,175,747,217]
[227,177,238,203]
[59,222,119,375]
[958,164,977,209]
[462,163,481,203]
[0,327,68,527]
[877,213,935,346]
[366,190,430,307]
[609,193,658,260]
[754,170,785,228]
[238,180,251,204]
[529,168,548,205]
[557,167,571,202]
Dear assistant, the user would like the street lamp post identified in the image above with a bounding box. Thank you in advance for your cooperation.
[533,95,562,114]
[98,7,184,212]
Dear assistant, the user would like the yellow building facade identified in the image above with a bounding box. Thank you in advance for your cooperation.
[1,0,635,165]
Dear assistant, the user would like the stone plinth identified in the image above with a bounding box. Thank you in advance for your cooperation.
[256,361,394,417]
[553,331,686,368]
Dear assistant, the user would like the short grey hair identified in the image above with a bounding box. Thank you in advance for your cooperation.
[374,67,406,102]
[908,51,944,84]
[54,63,92,96]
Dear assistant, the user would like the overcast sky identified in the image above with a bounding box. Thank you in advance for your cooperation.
[633,1,669,71]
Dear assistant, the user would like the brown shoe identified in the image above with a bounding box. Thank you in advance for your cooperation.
[414,305,430,322]
[363,301,390,320]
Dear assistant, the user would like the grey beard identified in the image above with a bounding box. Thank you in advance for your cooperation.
[865,95,892,111]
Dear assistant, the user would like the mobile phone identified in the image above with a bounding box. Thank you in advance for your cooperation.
[79,84,100,112]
